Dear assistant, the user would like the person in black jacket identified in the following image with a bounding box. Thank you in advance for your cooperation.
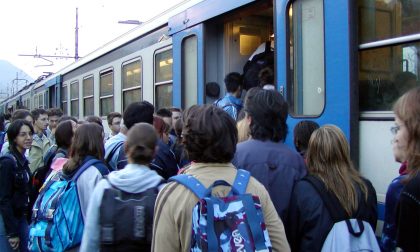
[0,119,34,252]
[392,87,420,252]
[233,89,307,224]
[287,125,377,252]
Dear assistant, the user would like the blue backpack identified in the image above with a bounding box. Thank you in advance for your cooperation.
[170,169,272,252]
[28,158,109,252]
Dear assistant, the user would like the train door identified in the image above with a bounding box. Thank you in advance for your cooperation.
[171,24,204,109]
[276,0,358,157]
[169,0,274,108]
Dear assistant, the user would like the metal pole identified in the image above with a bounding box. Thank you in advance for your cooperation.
[75,7,79,61]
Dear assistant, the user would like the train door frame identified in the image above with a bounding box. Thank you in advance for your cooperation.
[276,0,359,161]
[172,24,205,109]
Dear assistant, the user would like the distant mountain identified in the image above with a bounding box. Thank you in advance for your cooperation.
[0,60,34,95]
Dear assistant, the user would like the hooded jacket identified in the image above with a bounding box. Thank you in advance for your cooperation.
[80,163,164,252]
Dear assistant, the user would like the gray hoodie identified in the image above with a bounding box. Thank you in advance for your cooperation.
[80,163,164,252]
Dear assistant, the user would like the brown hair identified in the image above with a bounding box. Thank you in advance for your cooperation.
[306,125,368,216]
[393,87,420,179]
[183,105,237,163]
[63,123,104,174]
[107,112,122,125]
[55,120,74,149]
[125,123,158,165]
[153,116,170,141]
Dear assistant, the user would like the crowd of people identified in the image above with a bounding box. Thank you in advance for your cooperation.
[0,76,418,251]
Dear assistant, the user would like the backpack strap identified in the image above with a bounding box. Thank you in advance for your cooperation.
[169,174,207,199]
[72,159,106,182]
[232,169,250,194]
[303,175,349,222]
[105,141,124,170]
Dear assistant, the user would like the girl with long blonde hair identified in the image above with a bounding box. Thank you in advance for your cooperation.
[288,125,378,252]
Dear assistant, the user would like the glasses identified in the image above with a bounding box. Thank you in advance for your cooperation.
[390,125,401,135]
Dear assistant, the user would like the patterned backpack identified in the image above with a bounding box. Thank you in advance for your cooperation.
[170,169,272,252]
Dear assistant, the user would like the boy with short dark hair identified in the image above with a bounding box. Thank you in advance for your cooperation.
[29,108,51,173]
[46,108,63,145]
[214,72,243,120]
[293,120,320,158]
[106,112,122,139]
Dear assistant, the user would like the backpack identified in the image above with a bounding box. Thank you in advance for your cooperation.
[169,169,272,251]
[243,41,274,91]
[105,141,124,171]
[28,158,109,252]
[304,176,380,252]
[99,177,162,251]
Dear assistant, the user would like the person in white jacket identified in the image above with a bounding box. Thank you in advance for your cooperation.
[80,123,164,252]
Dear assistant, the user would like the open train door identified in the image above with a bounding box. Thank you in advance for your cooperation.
[169,0,259,110]
[276,0,358,160]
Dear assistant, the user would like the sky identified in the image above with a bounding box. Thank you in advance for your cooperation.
[0,0,185,81]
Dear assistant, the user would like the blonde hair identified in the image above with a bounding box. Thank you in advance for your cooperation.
[237,118,250,143]
[306,125,368,216]
[393,87,420,179]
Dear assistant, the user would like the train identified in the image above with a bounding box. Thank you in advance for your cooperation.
[1,0,419,233]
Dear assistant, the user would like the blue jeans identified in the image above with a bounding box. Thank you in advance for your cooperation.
[0,214,29,252]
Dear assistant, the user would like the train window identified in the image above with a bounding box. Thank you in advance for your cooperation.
[61,84,68,115]
[70,81,79,117]
[100,70,114,116]
[358,0,419,113]
[287,0,325,117]
[155,49,173,110]
[83,76,94,116]
[34,95,39,109]
[122,59,142,111]
[39,93,44,109]
[359,0,420,44]
[182,35,198,109]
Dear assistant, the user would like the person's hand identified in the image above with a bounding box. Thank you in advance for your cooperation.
[8,236,20,250]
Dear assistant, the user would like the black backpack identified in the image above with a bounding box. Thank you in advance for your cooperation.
[99,177,162,251]
[243,41,274,90]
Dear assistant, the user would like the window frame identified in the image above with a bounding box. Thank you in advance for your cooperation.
[61,83,68,114]
[82,75,94,117]
[70,80,79,117]
[99,68,114,117]
[121,57,143,112]
[286,0,326,118]
[154,46,173,110]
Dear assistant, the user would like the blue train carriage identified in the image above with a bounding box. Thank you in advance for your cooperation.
[36,0,418,235]
[163,0,419,234]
